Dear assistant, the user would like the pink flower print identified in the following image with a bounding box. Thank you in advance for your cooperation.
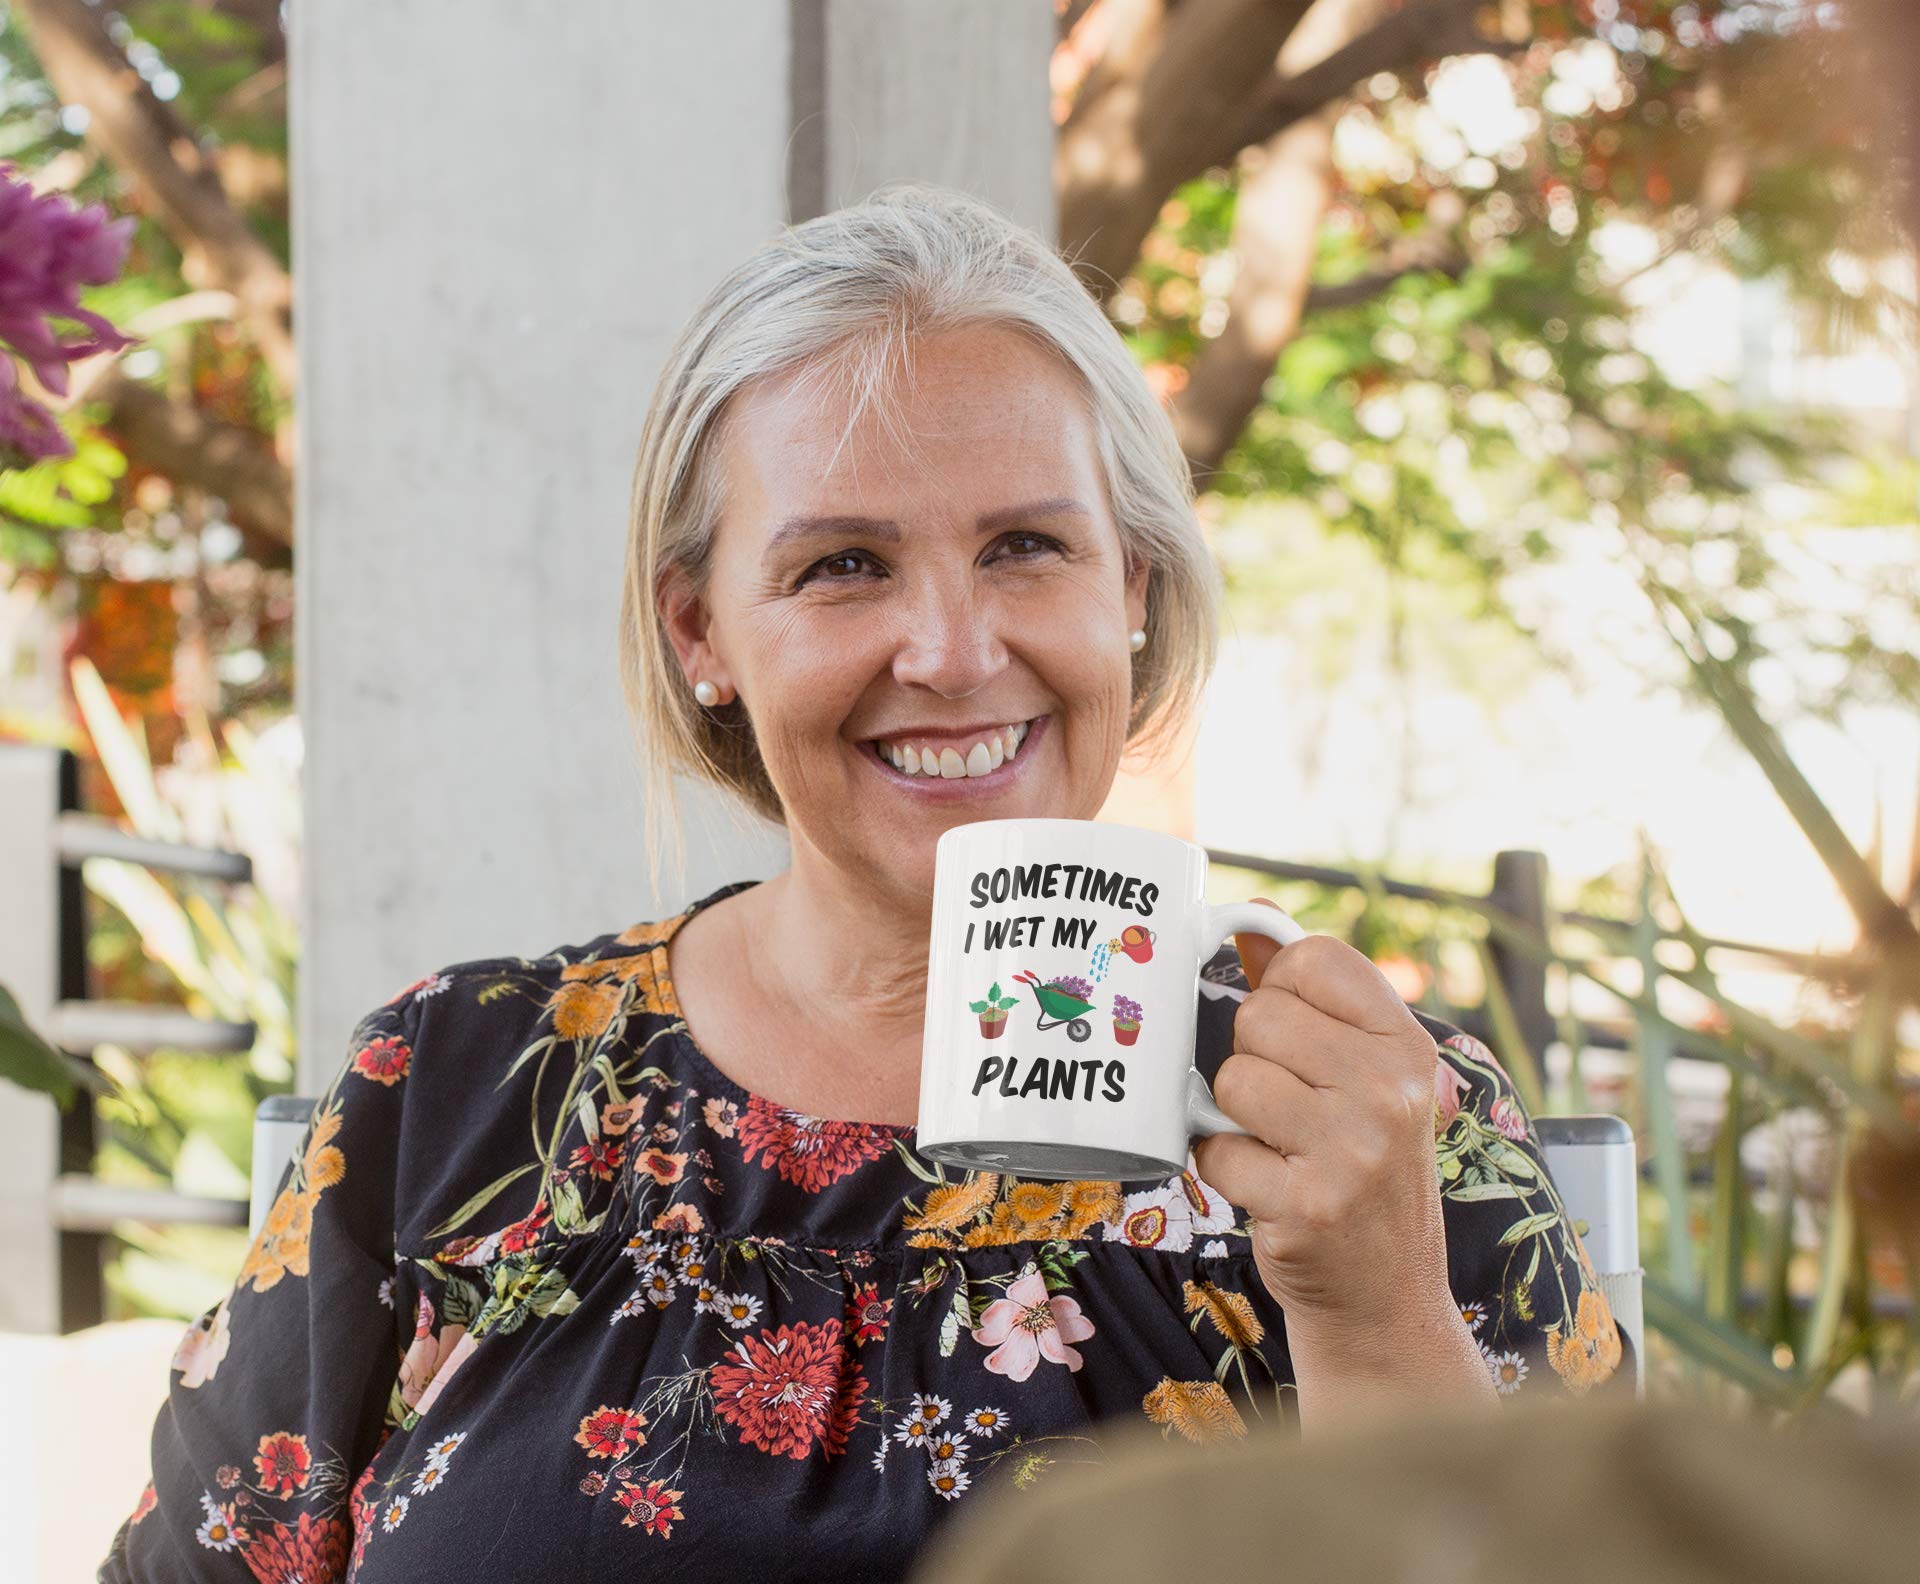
[970,1267,1096,1382]
[1490,1094,1530,1142]
[1433,1059,1470,1135]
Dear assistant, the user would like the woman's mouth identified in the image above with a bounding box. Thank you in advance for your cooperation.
[861,715,1047,794]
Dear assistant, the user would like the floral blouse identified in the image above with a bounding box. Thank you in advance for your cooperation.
[101,877,1629,1582]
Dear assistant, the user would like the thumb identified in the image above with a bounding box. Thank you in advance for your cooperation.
[1232,896,1287,990]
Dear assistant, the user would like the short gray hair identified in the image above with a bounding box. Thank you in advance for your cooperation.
[619,180,1223,899]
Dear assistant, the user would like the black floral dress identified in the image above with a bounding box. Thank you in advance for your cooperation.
[101,877,1630,1583]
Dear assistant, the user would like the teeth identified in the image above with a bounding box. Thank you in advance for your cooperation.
[874,719,1035,777]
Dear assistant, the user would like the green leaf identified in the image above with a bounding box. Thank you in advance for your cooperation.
[938,1279,970,1357]
[893,1137,943,1184]
[1497,1211,1561,1247]
[1444,1180,1523,1203]
[988,982,1002,1002]
[550,1175,587,1234]
[0,983,110,1108]
[968,1000,989,1014]
[423,1161,539,1239]
[1481,1138,1541,1181]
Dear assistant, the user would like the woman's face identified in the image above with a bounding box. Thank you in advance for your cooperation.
[660,322,1150,902]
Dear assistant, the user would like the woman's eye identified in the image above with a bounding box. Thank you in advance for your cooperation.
[796,532,1063,588]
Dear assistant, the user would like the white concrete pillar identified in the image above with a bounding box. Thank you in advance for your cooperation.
[290,2,1053,1088]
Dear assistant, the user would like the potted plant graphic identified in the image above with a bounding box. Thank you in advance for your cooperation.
[1111,993,1143,1046]
[969,982,1019,1039]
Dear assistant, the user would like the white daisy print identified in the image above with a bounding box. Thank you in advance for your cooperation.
[713,1292,762,1329]
[870,1437,890,1472]
[1459,1301,1487,1334]
[194,1494,241,1552]
[425,1431,466,1469]
[963,1406,1009,1439]
[925,1431,969,1464]
[377,1276,395,1308]
[893,1415,932,1448]
[1200,1239,1230,1259]
[927,1462,971,1500]
[612,1291,647,1323]
[910,1392,951,1426]
[1483,1345,1528,1394]
[410,1462,448,1496]
[381,1495,410,1533]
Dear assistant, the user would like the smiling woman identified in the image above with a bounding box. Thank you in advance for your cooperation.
[103,182,1627,1584]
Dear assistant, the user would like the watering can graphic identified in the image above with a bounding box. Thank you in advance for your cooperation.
[1114,924,1156,964]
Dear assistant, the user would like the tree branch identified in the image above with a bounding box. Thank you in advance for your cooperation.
[13,0,295,398]
[88,367,292,548]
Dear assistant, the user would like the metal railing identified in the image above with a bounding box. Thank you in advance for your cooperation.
[0,743,257,1334]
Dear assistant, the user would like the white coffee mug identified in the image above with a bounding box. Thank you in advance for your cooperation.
[916,817,1307,1181]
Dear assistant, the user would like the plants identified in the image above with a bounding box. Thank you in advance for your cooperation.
[968,982,1018,1040]
[1045,976,1094,1004]
[1111,994,1143,1047]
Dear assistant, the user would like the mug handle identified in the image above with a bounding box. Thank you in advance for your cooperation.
[1186,901,1309,1141]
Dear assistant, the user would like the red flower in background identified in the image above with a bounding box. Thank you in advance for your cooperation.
[241,1511,350,1584]
[735,1097,892,1192]
[710,1317,866,1460]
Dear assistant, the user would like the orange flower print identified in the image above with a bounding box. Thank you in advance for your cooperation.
[652,1201,705,1236]
[351,1034,411,1086]
[550,977,625,1042]
[636,1148,690,1185]
[600,1099,640,1136]
[1545,1287,1623,1393]
[702,1096,740,1138]
[253,1431,312,1497]
[127,1482,156,1526]
[497,1203,552,1254]
[1142,1378,1247,1444]
[614,1480,685,1537]
[575,1405,648,1460]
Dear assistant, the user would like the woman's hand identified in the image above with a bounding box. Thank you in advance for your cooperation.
[1192,899,1495,1428]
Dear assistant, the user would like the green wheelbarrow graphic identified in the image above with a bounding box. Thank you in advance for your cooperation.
[1009,970,1094,1042]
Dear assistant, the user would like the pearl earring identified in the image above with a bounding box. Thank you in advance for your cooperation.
[693,679,720,706]
[1128,628,1146,653]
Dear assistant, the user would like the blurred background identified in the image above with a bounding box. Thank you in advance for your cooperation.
[0,0,1914,1575]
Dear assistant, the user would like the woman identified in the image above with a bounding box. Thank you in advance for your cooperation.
[102,182,1626,1583]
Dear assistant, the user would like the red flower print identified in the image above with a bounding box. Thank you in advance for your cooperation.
[570,1139,626,1180]
[845,1282,892,1345]
[599,1100,639,1136]
[252,1432,312,1497]
[575,1405,648,1460]
[710,1317,867,1460]
[348,1463,379,1570]
[128,1482,156,1525]
[241,1511,350,1583]
[580,1471,607,1496]
[351,1035,411,1086]
[735,1097,892,1192]
[613,1479,686,1537]
[1490,1094,1530,1142]
[499,1203,552,1254]
[215,1465,240,1489]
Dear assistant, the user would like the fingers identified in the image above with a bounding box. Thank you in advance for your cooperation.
[1192,1131,1294,1224]
[1211,1049,1327,1159]
[1246,930,1414,1038]
[1231,984,1375,1092]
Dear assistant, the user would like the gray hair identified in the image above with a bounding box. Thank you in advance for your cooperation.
[618,180,1223,900]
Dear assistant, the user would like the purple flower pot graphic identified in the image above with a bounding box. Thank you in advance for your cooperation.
[1111,993,1143,1046]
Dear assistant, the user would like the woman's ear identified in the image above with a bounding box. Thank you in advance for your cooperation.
[1123,549,1150,636]
[655,564,728,695]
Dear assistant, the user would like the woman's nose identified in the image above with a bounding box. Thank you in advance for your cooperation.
[888,589,1007,697]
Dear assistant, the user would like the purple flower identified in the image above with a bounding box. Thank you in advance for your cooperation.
[1045,976,1093,1003]
[1111,994,1142,1024]
[0,162,137,466]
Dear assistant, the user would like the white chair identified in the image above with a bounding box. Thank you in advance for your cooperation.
[250,1098,1644,1393]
